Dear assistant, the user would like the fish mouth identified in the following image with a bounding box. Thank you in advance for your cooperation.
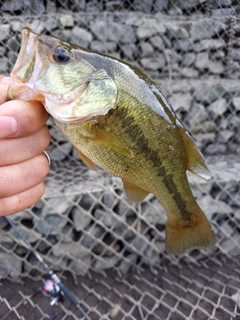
[11,28,39,83]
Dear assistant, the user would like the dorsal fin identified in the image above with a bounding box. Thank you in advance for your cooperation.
[182,131,213,181]
[122,178,149,203]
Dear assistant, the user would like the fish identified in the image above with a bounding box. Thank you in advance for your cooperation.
[8,27,215,253]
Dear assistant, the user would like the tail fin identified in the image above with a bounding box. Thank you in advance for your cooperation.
[165,210,215,254]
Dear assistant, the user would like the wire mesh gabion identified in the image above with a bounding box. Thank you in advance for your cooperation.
[0,1,240,319]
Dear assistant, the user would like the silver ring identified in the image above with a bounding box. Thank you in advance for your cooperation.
[44,151,51,166]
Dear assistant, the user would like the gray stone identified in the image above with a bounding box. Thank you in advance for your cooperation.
[118,199,136,217]
[208,60,224,74]
[194,133,215,144]
[0,217,8,229]
[150,36,164,50]
[58,14,74,28]
[220,233,240,256]
[194,84,225,104]
[94,209,113,227]
[106,42,117,52]
[142,200,166,225]
[72,27,92,47]
[137,19,166,39]
[29,20,45,34]
[2,0,26,12]
[81,225,105,248]
[180,67,199,78]
[10,226,40,244]
[166,23,189,39]
[133,0,153,13]
[0,252,22,280]
[34,213,68,235]
[143,247,160,265]
[49,127,67,142]
[140,54,166,70]
[169,92,192,112]
[140,42,154,57]
[171,0,207,10]
[94,255,119,269]
[46,196,72,215]
[0,25,10,42]
[11,21,25,33]
[205,143,227,155]
[173,39,194,51]
[218,130,234,143]
[0,47,6,57]
[118,253,138,273]
[90,41,108,53]
[103,192,115,208]
[154,0,168,11]
[182,53,195,67]
[6,36,20,52]
[71,0,86,10]
[70,256,91,275]
[121,44,136,59]
[49,142,72,161]
[118,26,136,44]
[212,51,225,60]
[8,51,18,66]
[165,49,181,64]
[212,8,235,17]
[72,206,92,230]
[209,98,227,116]
[195,52,209,69]
[131,236,148,252]
[232,97,240,111]
[0,58,9,74]
[191,20,226,42]
[90,20,108,41]
[194,39,224,52]
[188,103,208,126]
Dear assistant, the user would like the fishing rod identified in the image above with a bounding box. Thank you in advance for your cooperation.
[4,216,91,320]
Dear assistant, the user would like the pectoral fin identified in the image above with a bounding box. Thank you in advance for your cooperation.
[74,147,97,171]
[183,131,213,181]
[91,126,133,158]
[122,178,149,203]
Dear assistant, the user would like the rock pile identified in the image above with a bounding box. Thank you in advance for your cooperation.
[0,3,239,277]
[0,12,239,155]
[0,155,240,279]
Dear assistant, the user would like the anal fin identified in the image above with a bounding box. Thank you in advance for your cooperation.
[74,147,97,171]
[122,178,149,203]
[183,131,213,181]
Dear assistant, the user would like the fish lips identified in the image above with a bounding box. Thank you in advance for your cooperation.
[11,28,39,83]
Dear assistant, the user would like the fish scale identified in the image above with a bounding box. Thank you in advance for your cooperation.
[8,27,215,253]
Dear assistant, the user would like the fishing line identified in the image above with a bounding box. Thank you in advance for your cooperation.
[4,216,91,320]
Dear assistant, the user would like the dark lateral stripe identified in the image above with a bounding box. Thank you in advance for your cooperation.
[113,105,191,220]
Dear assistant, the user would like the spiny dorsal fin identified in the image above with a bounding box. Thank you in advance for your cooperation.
[122,178,149,203]
[182,131,213,181]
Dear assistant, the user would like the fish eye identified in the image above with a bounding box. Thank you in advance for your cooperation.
[52,46,71,63]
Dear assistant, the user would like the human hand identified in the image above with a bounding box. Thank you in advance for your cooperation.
[0,75,50,215]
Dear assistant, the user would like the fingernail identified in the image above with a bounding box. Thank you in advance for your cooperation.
[0,116,18,138]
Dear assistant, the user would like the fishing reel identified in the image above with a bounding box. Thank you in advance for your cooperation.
[43,279,64,306]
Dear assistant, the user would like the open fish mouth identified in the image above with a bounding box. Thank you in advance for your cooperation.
[11,28,39,83]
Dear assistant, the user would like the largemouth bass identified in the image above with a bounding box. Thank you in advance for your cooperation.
[8,28,215,253]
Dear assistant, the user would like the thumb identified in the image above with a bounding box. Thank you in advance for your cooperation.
[0,76,12,105]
